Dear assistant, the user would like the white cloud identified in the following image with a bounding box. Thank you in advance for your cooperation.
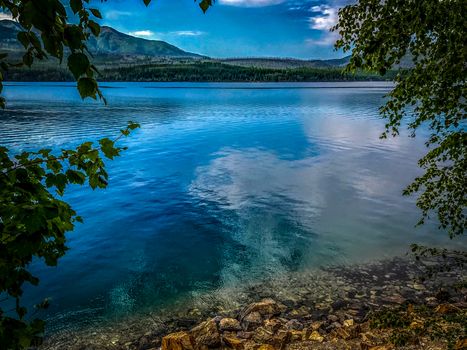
[309,5,338,30]
[305,32,339,46]
[306,4,340,47]
[219,0,285,7]
[105,10,132,20]
[171,31,205,36]
[128,30,155,38]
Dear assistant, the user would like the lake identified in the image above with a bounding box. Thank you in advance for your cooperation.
[0,82,461,336]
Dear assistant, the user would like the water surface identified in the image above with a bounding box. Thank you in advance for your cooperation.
[0,82,460,333]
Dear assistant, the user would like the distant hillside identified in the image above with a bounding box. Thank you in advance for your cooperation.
[0,19,400,82]
[219,56,351,69]
[0,19,200,58]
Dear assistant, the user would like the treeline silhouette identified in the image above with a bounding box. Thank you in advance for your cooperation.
[4,61,395,82]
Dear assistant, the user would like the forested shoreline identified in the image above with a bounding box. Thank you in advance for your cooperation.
[3,61,396,82]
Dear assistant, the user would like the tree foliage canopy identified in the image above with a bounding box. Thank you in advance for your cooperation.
[333,0,466,237]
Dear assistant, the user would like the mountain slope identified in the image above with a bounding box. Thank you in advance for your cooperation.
[0,19,200,58]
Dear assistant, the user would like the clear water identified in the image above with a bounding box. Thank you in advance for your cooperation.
[0,82,462,333]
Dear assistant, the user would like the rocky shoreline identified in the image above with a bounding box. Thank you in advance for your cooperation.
[42,256,466,350]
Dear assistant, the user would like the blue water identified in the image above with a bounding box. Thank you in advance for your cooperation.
[0,82,462,332]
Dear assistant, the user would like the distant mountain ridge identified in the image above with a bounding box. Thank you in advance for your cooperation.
[0,19,201,58]
[0,19,353,67]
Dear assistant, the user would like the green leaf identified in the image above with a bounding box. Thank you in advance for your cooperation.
[17,32,30,49]
[87,20,101,37]
[70,0,83,14]
[89,8,102,19]
[64,25,83,50]
[77,77,98,99]
[99,138,119,159]
[67,53,90,80]
[199,0,213,13]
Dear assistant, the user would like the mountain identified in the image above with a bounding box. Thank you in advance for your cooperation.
[0,19,201,58]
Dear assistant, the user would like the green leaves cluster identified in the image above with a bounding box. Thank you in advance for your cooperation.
[334,0,466,237]
[369,303,466,349]
[0,121,140,349]
[0,0,107,104]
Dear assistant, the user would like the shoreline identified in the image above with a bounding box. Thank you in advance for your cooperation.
[41,255,466,350]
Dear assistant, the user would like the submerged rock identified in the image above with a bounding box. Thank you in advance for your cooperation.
[219,318,242,332]
[241,311,262,331]
[240,299,285,321]
[190,319,220,348]
[162,331,195,350]
[223,336,244,350]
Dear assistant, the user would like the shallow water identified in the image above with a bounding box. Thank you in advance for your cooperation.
[0,82,462,334]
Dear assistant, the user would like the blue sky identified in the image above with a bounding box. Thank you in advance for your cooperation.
[90,0,350,59]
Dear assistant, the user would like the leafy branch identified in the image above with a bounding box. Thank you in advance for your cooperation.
[0,121,139,348]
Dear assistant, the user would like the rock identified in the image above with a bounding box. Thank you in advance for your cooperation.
[190,319,221,348]
[237,331,253,339]
[381,294,406,305]
[455,338,467,349]
[310,321,323,331]
[435,289,451,302]
[272,330,291,349]
[257,345,275,350]
[285,319,303,331]
[240,299,285,321]
[333,327,351,340]
[434,303,459,314]
[264,318,283,333]
[161,332,195,350]
[220,318,242,332]
[289,330,304,342]
[327,314,339,322]
[331,300,347,311]
[343,319,354,327]
[253,327,274,344]
[223,336,244,350]
[308,331,324,342]
[289,306,310,317]
[241,311,263,331]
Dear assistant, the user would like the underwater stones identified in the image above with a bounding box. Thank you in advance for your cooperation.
[434,303,459,314]
[237,331,253,339]
[331,300,347,311]
[263,318,283,333]
[272,329,291,349]
[257,345,275,350]
[343,319,354,327]
[252,327,274,344]
[240,299,285,321]
[162,331,195,350]
[241,311,263,331]
[220,318,242,332]
[285,319,303,331]
[190,319,221,348]
[223,336,245,350]
[288,330,304,342]
[289,305,310,318]
[308,331,324,342]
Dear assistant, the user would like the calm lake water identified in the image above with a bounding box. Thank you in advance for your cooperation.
[0,82,461,333]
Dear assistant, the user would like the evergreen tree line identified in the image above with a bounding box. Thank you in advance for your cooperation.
[3,61,396,82]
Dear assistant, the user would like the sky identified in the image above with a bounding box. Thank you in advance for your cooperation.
[90,0,352,59]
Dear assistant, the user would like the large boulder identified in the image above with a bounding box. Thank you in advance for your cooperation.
[190,318,221,348]
[162,331,195,350]
[223,336,245,350]
[219,318,242,332]
[240,299,285,321]
[241,311,262,331]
